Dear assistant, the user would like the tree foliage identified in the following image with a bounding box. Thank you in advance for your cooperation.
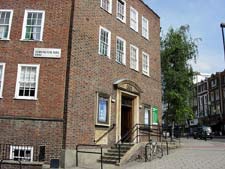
[161,25,198,125]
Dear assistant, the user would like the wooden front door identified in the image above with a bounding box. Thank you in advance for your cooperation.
[121,96,133,142]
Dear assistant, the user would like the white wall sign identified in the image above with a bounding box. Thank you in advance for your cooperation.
[33,48,61,58]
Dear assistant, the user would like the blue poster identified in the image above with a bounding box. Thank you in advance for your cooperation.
[99,99,107,122]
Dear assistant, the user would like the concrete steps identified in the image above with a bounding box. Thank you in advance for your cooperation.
[98,143,134,165]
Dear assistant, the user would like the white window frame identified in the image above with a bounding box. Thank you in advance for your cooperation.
[144,107,151,125]
[142,16,149,40]
[15,64,40,100]
[0,9,13,40]
[0,63,6,98]
[130,7,138,32]
[21,10,45,41]
[116,0,126,23]
[130,44,139,71]
[10,145,34,162]
[215,90,220,100]
[211,79,216,87]
[99,26,111,58]
[142,52,150,76]
[100,0,112,14]
[116,36,126,65]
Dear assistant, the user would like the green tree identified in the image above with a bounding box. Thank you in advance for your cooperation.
[161,25,198,125]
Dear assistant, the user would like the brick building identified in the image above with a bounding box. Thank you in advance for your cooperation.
[193,71,225,135]
[0,0,161,168]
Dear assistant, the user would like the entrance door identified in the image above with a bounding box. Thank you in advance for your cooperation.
[121,96,133,142]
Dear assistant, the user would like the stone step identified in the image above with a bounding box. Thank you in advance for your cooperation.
[104,152,126,157]
[107,149,128,153]
[97,159,117,164]
[102,155,121,160]
[97,143,134,165]
[110,146,131,151]
[113,143,134,147]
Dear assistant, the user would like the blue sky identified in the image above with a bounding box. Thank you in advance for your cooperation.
[144,0,225,74]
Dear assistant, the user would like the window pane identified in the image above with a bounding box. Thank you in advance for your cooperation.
[99,28,110,56]
[130,46,137,70]
[142,53,149,75]
[101,0,111,12]
[24,11,43,40]
[116,38,124,64]
[98,97,108,123]
[144,108,149,125]
[0,65,2,79]
[130,8,137,31]
[142,18,148,38]
[117,0,125,20]
[14,150,19,156]
[18,66,37,98]
[11,146,33,162]
[0,11,11,39]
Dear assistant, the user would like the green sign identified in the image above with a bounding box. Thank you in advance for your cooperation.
[152,106,158,124]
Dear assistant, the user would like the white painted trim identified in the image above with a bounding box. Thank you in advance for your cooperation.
[116,0,126,23]
[142,51,150,76]
[21,10,45,41]
[10,145,34,162]
[33,48,61,58]
[0,9,14,40]
[0,63,6,98]
[130,6,138,32]
[100,0,112,14]
[142,16,149,40]
[95,92,111,127]
[98,26,111,58]
[116,36,126,65]
[144,106,151,125]
[116,90,139,143]
[14,64,40,100]
[130,44,139,71]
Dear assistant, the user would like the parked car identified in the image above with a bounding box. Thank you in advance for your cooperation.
[193,126,213,140]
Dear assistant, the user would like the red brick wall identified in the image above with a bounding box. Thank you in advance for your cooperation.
[0,0,71,119]
[1,162,42,169]
[65,0,161,148]
[0,0,71,162]
[0,119,63,162]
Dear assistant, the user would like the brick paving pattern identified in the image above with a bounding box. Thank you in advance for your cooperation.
[123,138,225,169]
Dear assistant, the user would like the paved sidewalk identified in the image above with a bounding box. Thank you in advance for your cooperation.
[123,138,225,169]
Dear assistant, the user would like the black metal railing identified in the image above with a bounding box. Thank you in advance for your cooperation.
[116,124,162,145]
[76,144,103,169]
[115,124,163,163]
[94,123,116,143]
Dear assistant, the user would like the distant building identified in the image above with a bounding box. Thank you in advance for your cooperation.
[193,72,210,84]
[193,71,225,135]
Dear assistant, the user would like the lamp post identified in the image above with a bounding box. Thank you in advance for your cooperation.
[220,23,225,61]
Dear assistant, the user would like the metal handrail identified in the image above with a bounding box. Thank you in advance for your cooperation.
[116,124,139,145]
[94,124,116,143]
[116,124,162,145]
[76,144,103,169]
[115,124,163,163]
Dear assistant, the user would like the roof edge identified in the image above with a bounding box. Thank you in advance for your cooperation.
[140,0,160,19]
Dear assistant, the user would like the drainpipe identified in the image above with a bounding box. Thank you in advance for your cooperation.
[63,0,75,149]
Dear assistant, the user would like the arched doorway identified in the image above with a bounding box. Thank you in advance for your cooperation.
[113,79,143,142]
